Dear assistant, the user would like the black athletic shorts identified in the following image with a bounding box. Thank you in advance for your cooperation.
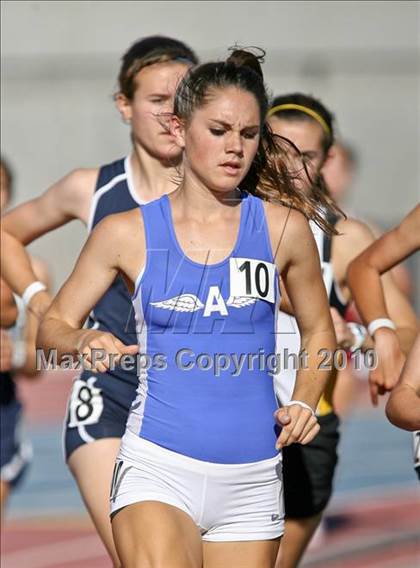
[282,412,340,518]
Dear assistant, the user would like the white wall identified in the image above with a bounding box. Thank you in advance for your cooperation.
[1,1,419,295]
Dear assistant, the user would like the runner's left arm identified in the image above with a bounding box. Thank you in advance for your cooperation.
[265,204,336,447]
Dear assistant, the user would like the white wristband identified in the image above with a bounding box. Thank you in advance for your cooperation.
[22,281,47,307]
[367,318,396,337]
[284,400,316,417]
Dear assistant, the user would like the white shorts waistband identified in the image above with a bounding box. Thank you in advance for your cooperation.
[119,429,281,475]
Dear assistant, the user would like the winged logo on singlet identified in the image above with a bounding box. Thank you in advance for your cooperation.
[150,291,258,317]
[226,296,258,308]
[151,294,205,312]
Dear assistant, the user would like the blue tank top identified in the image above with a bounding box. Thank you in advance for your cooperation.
[127,193,280,464]
[88,157,142,386]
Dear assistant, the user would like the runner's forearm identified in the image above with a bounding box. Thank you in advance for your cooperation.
[1,230,40,296]
[292,329,337,410]
[37,316,87,362]
[386,383,420,431]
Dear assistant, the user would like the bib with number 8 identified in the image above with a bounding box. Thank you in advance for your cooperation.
[68,377,104,428]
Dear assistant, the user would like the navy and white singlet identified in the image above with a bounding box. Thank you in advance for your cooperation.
[87,156,143,382]
[126,193,281,464]
[64,157,143,459]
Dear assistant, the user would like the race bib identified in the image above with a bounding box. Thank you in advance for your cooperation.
[68,377,104,428]
[230,258,276,303]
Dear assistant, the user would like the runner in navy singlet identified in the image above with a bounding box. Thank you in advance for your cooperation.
[1,37,198,566]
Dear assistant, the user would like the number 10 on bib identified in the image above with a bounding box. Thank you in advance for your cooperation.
[229,258,276,303]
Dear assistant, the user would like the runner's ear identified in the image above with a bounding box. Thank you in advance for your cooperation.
[169,115,186,149]
[115,92,132,124]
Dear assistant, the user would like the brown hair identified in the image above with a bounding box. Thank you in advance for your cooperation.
[117,36,198,100]
[174,49,341,233]
[267,93,345,227]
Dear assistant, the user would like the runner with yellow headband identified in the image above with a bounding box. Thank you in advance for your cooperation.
[267,93,418,568]
[267,103,331,136]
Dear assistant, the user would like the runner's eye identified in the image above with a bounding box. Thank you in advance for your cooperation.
[243,131,258,140]
[210,128,225,136]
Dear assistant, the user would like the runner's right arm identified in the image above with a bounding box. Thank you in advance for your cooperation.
[347,206,420,403]
[347,205,419,326]
[36,210,143,372]
[1,168,98,317]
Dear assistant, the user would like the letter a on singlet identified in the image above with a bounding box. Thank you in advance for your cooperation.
[203,286,228,317]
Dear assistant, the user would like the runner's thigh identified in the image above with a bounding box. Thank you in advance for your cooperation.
[112,501,202,568]
[203,539,280,568]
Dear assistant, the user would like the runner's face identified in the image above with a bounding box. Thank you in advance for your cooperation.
[321,144,353,202]
[268,116,325,192]
[119,62,190,162]
[181,87,261,194]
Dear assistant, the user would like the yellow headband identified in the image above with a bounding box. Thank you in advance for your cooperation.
[267,103,331,137]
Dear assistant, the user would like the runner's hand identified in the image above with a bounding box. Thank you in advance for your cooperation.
[330,307,353,349]
[274,404,320,449]
[75,329,138,373]
[28,290,53,321]
[369,328,405,406]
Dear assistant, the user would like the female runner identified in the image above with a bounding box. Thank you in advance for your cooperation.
[37,51,337,568]
[1,36,198,566]
[267,93,418,568]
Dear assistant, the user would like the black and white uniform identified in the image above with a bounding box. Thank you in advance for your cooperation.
[275,214,346,518]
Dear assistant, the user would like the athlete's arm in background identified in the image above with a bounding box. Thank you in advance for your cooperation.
[280,215,417,364]
[346,206,420,403]
[0,258,51,376]
[20,257,52,376]
[266,205,336,447]
[333,217,416,339]
[385,334,420,431]
[36,210,143,372]
[1,168,98,317]
[367,219,413,299]
[333,217,418,405]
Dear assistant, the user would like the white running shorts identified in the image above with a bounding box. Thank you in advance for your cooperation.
[110,430,284,542]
